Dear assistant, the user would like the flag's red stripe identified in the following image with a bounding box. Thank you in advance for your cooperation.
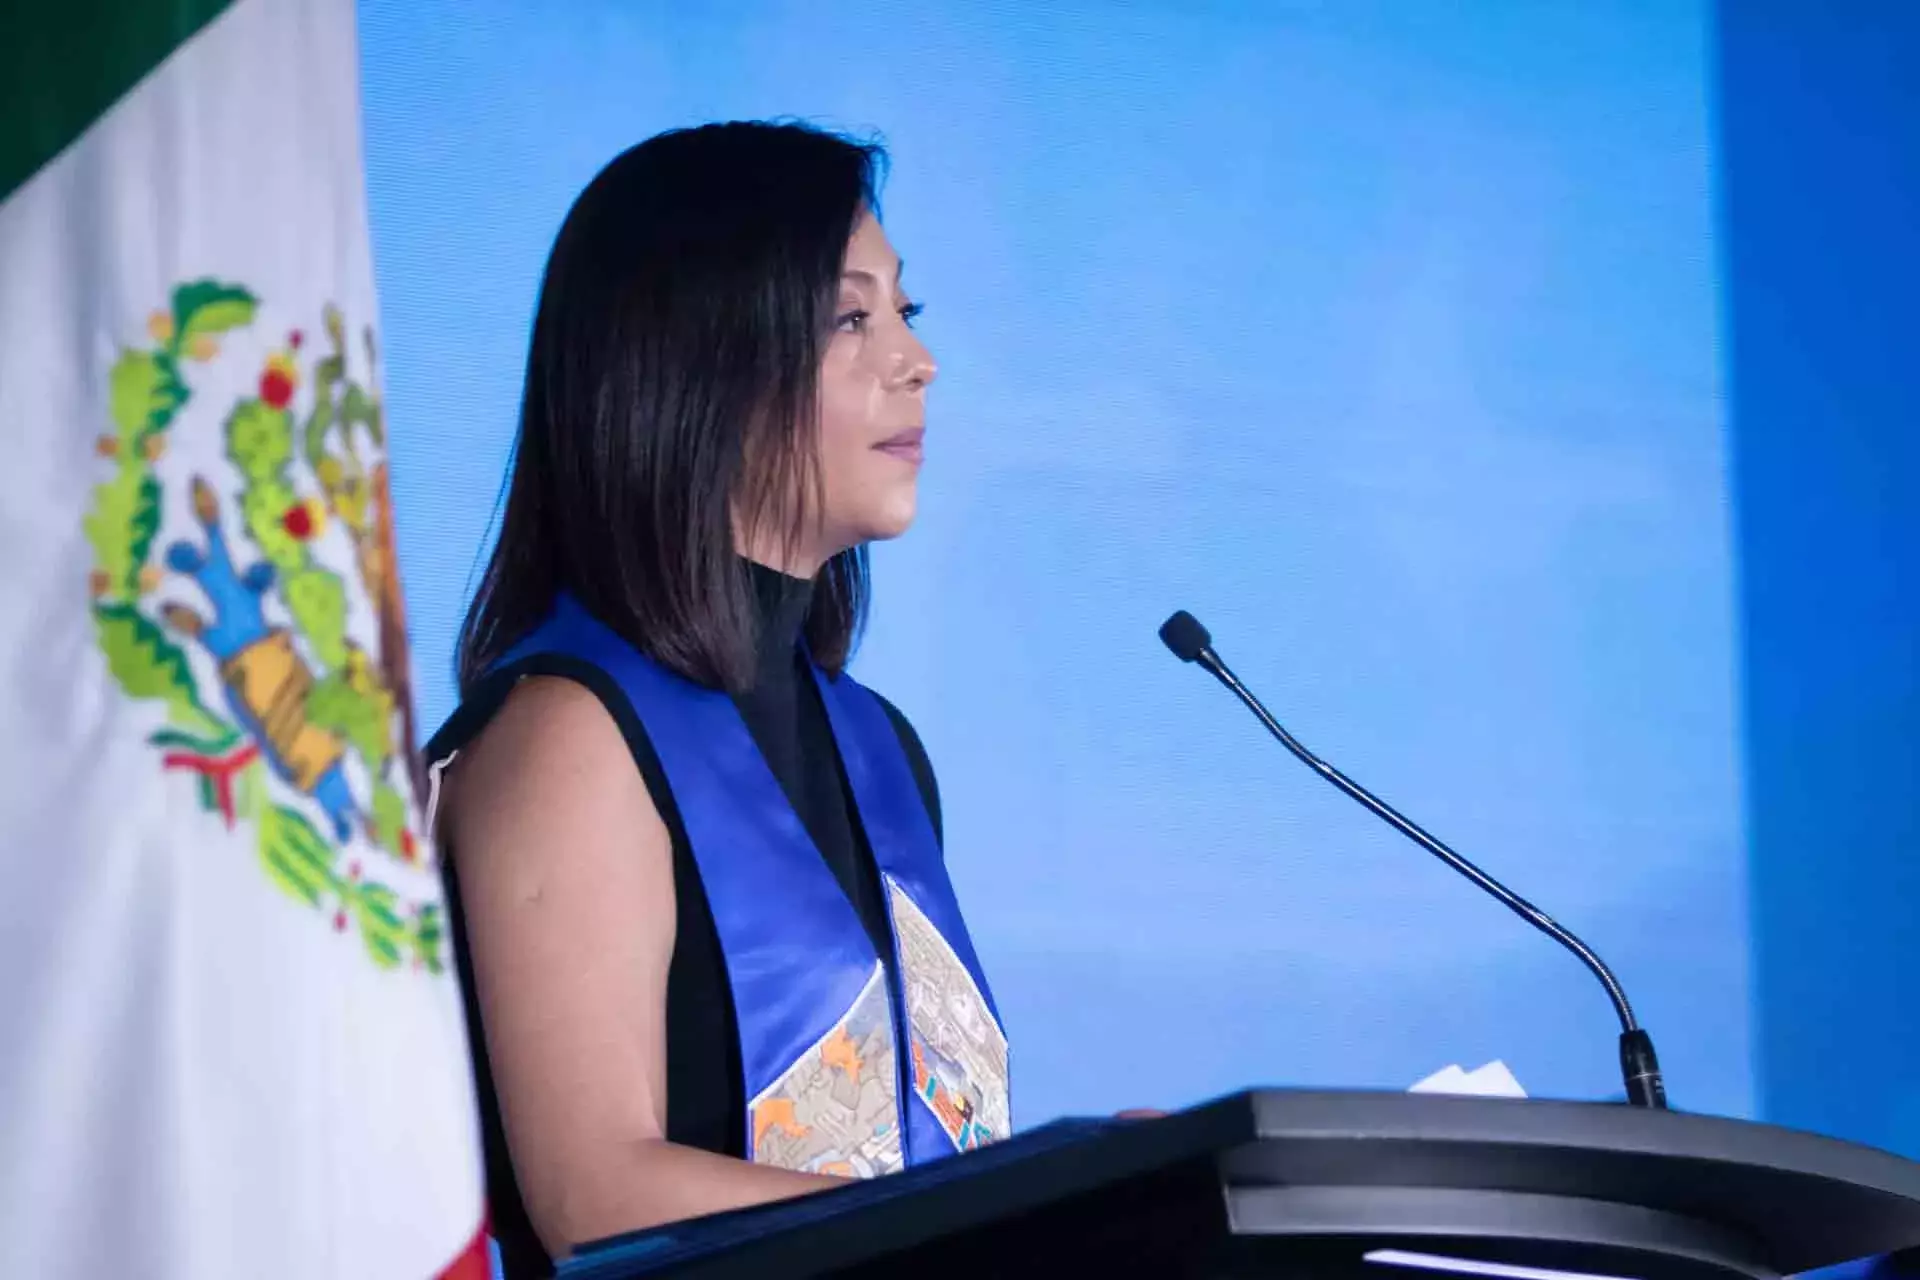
[434,1212,491,1280]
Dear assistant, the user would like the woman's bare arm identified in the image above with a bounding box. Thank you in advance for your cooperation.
[446,676,838,1259]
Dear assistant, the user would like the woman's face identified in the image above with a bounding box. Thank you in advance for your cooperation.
[812,211,937,557]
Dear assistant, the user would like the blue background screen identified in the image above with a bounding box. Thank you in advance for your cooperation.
[357,0,1918,1159]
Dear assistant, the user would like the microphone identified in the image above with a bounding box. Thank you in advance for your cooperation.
[1159,609,1668,1109]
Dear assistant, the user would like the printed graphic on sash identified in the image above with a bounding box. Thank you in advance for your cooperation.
[887,878,1011,1150]
[747,962,904,1177]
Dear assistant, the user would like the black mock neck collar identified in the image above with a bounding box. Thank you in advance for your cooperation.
[744,558,814,678]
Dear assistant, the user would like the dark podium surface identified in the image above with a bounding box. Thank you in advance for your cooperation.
[562,1090,1920,1280]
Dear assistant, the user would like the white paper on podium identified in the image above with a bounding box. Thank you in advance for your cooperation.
[1408,1060,1528,1098]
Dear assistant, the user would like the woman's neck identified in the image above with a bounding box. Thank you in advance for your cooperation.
[734,522,836,581]
[740,549,821,580]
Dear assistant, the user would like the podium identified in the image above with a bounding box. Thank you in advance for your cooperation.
[563,1090,1920,1280]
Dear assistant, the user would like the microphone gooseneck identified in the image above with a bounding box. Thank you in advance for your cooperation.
[1158,609,1668,1110]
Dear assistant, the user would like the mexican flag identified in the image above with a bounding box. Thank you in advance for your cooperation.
[0,2,487,1276]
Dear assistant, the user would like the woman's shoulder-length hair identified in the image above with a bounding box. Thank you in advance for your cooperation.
[456,120,887,697]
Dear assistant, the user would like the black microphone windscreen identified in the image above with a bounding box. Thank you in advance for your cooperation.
[1159,610,1212,663]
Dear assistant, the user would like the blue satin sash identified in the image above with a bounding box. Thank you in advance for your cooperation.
[494,593,1009,1174]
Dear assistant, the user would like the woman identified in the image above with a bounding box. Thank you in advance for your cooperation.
[428,122,1009,1276]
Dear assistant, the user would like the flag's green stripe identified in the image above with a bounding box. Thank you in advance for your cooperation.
[0,0,237,202]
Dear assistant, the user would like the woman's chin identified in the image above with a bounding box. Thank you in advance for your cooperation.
[853,493,919,545]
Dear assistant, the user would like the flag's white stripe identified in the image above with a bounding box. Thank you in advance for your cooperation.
[0,0,484,1276]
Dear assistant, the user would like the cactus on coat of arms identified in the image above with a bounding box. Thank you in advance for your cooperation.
[83,279,444,973]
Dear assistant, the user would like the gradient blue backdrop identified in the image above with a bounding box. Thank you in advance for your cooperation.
[359,0,1749,1135]
[1715,0,1920,1163]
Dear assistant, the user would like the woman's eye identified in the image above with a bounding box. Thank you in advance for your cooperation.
[900,302,924,328]
[835,309,870,334]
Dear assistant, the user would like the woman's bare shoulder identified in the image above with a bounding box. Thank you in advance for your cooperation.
[444,673,664,880]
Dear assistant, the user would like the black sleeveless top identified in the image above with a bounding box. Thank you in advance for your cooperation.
[430,565,941,1279]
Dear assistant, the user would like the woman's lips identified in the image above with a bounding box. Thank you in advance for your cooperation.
[875,427,924,465]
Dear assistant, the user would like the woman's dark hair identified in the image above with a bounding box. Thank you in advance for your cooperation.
[456,120,886,695]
